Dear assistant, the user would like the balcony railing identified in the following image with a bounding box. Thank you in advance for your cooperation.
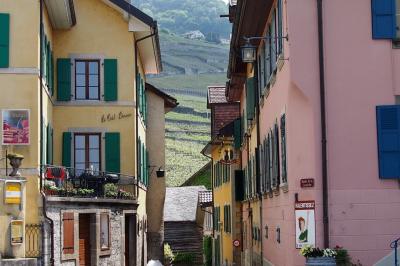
[42,166,138,201]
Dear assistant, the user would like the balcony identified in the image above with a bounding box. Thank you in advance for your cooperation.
[43,166,139,203]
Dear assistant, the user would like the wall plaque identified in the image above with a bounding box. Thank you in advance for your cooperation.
[300,178,314,188]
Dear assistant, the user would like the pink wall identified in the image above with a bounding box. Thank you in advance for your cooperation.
[252,0,400,265]
[323,0,400,264]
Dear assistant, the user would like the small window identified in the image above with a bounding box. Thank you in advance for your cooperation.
[75,60,100,100]
[100,213,110,250]
[74,133,101,174]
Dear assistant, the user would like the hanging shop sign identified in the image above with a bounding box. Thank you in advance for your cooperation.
[295,201,316,249]
[4,181,22,204]
[233,239,240,247]
[101,111,132,123]
[2,109,30,145]
[300,178,315,188]
[11,220,23,245]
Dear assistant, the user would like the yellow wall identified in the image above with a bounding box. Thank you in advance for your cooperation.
[211,145,233,263]
[0,0,152,258]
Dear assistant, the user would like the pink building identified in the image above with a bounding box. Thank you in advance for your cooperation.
[226,0,400,265]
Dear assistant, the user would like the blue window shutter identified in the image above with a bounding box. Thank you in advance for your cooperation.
[377,105,400,178]
[371,0,396,39]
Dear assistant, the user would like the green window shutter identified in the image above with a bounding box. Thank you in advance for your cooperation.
[57,58,71,101]
[136,73,141,110]
[46,41,50,85]
[234,118,241,149]
[46,124,51,165]
[104,59,118,101]
[105,132,120,173]
[0,13,10,68]
[146,149,149,186]
[137,138,141,179]
[246,77,256,121]
[50,51,54,95]
[62,132,72,168]
[41,121,47,166]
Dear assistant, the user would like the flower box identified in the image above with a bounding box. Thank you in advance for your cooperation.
[306,257,336,266]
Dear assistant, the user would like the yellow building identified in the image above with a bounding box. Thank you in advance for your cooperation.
[201,86,242,266]
[0,0,161,265]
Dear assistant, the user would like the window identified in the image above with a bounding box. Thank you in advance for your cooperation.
[75,60,100,100]
[224,205,231,233]
[100,213,110,250]
[280,114,287,183]
[74,133,101,174]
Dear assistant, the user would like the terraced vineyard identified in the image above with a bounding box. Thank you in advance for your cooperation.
[147,32,229,186]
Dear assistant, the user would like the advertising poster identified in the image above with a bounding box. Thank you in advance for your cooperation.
[2,109,30,145]
[295,201,316,249]
[11,220,23,245]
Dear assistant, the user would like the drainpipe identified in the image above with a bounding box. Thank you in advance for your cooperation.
[134,29,157,197]
[254,72,263,265]
[39,0,54,264]
[317,0,329,249]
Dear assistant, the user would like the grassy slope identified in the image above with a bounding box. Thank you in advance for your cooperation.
[148,33,228,186]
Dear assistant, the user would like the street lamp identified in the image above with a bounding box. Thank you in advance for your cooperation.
[241,40,257,63]
[240,35,288,63]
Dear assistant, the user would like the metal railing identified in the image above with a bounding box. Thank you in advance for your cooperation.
[43,165,139,200]
[391,237,400,266]
[25,223,42,258]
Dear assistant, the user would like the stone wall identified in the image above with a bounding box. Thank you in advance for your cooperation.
[43,201,136,266]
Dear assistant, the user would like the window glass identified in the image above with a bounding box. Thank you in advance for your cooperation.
[75,60,100,100]
[76,62,85,74]
[74,133,101,172]
[100,213,110,250]
[89,135,100,148]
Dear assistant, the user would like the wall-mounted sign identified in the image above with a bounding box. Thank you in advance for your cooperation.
[233,239,240,247]
[300,178,314,188]
[2,109,30,145]
[295,201,315,249]
[5,181,22,204]
[101,112,132,123]
[11,220,23,245]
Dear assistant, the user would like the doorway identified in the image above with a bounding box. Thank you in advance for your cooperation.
[79,214,91,266]
[125,214,137,266]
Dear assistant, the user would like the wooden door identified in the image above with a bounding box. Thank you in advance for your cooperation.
[79,214,91,266]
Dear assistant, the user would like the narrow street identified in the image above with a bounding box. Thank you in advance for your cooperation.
[0,0,400,266]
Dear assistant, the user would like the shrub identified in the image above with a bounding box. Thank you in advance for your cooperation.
[104,183,118,198]
[76,188,94,197]
[174,252,194,264]
[203,236,212,266]
[164,243,174,265]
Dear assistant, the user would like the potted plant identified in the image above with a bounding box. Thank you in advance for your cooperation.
[300,245,337,265]
[76,188,94,197]
[43,183,59,196]
[104,183,118,198]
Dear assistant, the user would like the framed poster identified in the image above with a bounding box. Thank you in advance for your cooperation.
[295,201,316,249]
[11,220,23,245]
[2,109,30,145]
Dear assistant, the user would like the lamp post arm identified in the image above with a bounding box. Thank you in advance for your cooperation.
[243,35,289,43]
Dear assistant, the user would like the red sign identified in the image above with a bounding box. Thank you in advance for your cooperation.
[233,239,240,247]
[300,178,314,188]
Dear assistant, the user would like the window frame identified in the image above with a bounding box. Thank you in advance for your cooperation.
[74,59,101,100]
[74,132,102,172]
[100,212,111,251]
